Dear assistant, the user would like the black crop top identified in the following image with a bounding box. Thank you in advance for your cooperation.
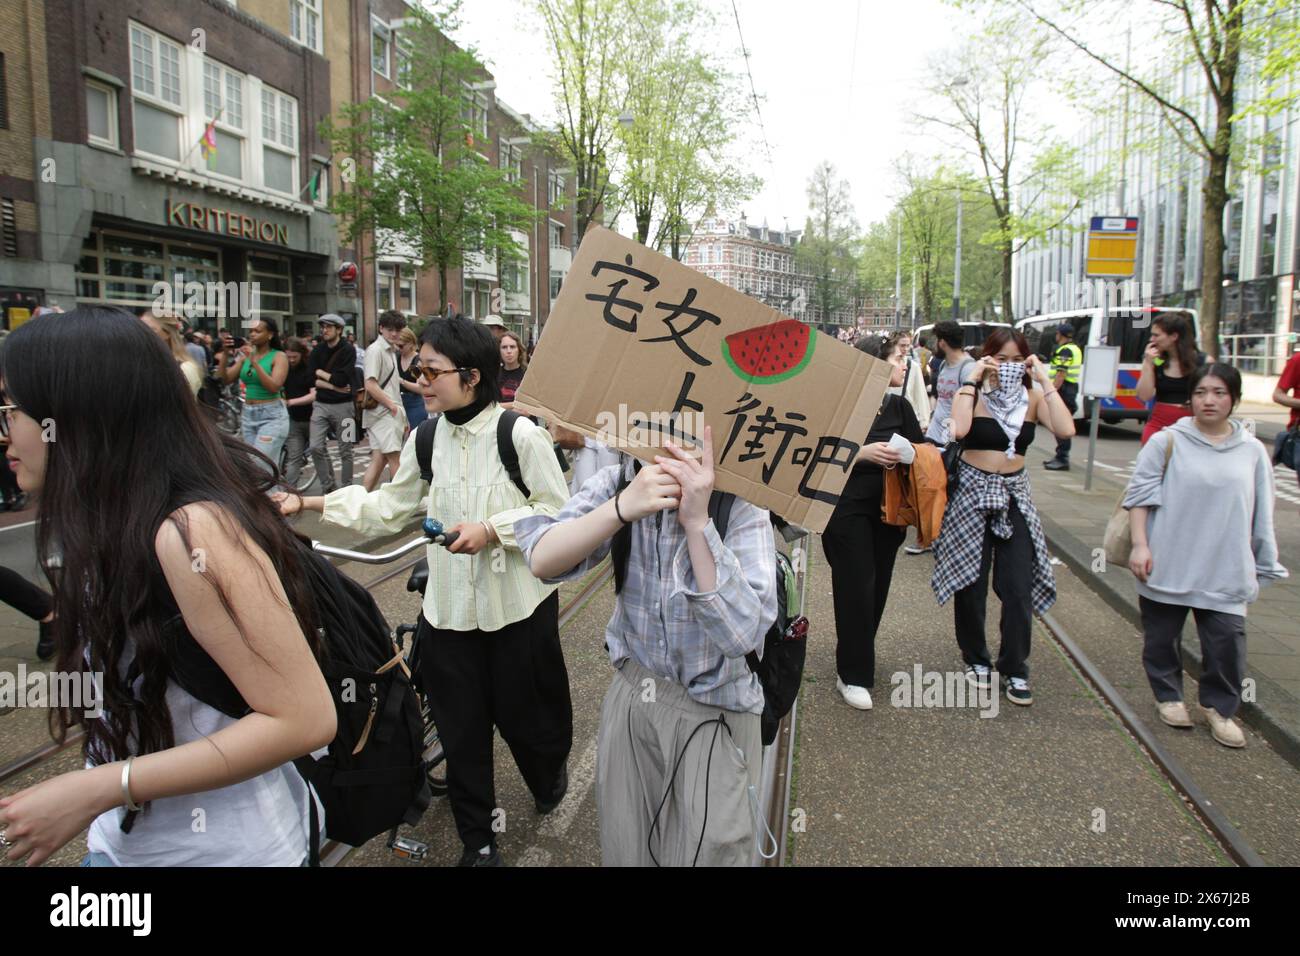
[1153,353,1205,405]
[963,416,1036,456]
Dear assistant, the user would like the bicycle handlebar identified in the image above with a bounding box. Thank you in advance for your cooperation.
[310,517,459,563]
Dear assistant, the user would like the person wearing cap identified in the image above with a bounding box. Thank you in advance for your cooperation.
[307,314,358,492]
[1043,322,1082,471]
[480,315,508,343]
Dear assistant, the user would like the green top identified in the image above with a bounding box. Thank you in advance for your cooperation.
[240,350,283,401]
[1051,341,1083,384]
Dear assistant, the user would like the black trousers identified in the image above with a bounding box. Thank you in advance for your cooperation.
[1139,596,1246,718]
[953,499,1034,680]
[417,591,573,852]
[0,565,52,621]
[822,506,906,688]
[1055,382,1078,460]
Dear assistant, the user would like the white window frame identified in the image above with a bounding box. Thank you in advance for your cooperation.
[260,83,300,198]
[289,0,322,55]
[462,87,488,140]
[200,59,246,185]
[129,23,185,164]
[85,79,119,150]
[372,19,391,79]
[549,220,564,250]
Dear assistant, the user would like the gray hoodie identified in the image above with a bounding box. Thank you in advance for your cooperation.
[1122,417,1288,616]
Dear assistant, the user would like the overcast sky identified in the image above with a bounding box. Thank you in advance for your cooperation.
[454,0,1014,232]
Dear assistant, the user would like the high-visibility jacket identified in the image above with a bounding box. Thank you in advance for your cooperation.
[1051,341,1083,385]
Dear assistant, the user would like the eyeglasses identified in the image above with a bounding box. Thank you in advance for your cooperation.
[0,405,18,425]
[417,366,470,384]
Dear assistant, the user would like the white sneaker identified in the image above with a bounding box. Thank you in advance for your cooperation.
[904,544,932,555]
[1156,700,1193,728]
[837,678,873,710]
[1201,706,1246,748]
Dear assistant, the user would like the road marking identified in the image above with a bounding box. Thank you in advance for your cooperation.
[0,520,36,534]
[1091,461,1121,471]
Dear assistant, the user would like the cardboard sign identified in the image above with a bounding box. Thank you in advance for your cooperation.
[513,227,891,532]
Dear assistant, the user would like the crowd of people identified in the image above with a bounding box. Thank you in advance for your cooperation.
[0,305,1290,870]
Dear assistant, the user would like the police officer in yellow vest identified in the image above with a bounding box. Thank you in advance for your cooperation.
[1044,322,1082,471]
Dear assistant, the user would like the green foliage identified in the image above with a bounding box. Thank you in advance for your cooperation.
[325,1,539,308]
[796,162,859,323]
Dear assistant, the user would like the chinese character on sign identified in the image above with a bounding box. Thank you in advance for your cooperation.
[586,255,660,332]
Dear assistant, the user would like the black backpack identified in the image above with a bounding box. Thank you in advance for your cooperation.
[158,533,431,866]
[610,468,807,746]
[413,408,568,494]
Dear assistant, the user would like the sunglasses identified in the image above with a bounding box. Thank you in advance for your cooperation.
[417,366,470,384]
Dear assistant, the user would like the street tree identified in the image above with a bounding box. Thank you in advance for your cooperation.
[324,2,537,310]
[981,0,1300,357]
[917,12,1090,323]
[797,161,860,326]
[536,0,629,241]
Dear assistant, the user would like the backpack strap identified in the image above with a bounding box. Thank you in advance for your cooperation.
[708,490,734,541]
[415,416,439,483]
[495,408,530,499]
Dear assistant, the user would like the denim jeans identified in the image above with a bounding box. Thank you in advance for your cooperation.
[81,851,117,866]
[241,400,291,475]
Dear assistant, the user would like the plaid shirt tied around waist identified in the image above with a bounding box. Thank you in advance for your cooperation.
[931,460,1057,612]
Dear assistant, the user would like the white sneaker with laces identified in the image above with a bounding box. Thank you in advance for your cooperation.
[837,678,873,710]
[1201,706,1246,748]
[1156,700,1193,728]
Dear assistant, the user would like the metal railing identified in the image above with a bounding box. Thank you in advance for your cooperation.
[1218,333,1298,377]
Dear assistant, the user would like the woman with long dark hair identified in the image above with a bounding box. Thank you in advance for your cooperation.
[1125,363,1286,747]
[823,334,923,710]
[214,317,290,473]
[931,328,1076,706]
[0,308,335,866]
[1136,312,1204,445]
[498,330,528,407]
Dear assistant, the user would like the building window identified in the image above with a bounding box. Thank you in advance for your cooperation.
[462,89,488,140]
[377,262,397,312]
[499,136,524,182]
[75,229,222,316]
[308,158,329,207]
[372,21,390,78]
[501,259,525,295]
[549,270,563,300]
[85,80,119,149]
[462,279,491,318]
[261,86,298,196]
[290,0,322,54]
[201,61,244,180]
[549,221,563,250]
[248,254,292,321]
[548,171,565,206]
[129,24,184,161]
[395,40,413,89]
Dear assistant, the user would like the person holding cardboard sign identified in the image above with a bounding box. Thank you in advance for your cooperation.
[516,427,779,867]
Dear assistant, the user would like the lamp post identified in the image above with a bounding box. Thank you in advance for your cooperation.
[947,76,969,321]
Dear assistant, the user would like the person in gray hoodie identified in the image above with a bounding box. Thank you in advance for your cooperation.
[1124,363,1287,748]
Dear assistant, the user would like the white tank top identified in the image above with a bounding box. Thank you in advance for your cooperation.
[86,651,322,867]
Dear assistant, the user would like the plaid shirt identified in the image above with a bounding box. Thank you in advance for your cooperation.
[515,461,777,714]
[931,460,1057,612]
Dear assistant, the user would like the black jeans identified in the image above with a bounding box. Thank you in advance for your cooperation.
[1055,382,1078,460]
[953,499,1034,680]
[1139,596,1246,718]
[417,591,573,852]
[822,505,906,688]
[0,565,52,621]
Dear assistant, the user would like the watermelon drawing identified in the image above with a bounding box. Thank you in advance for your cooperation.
[721,318,815,385]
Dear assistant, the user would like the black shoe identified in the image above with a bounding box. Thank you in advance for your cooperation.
[535,760,568,815]
[1043,459,1070,471]
[456,844,503,867]
[36,619,55,661]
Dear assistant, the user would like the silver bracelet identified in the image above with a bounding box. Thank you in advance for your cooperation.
[121,756,142,812]
[481,520,494,543]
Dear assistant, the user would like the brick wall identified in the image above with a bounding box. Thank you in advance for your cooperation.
[0,0,50,260]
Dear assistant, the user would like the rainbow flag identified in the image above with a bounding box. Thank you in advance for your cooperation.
[199,119,218,165]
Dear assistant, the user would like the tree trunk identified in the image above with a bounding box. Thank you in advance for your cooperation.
[1199,152,1229,362]
[439,262,450,313]
[635,204,652,246]
[1000,242,1013,322]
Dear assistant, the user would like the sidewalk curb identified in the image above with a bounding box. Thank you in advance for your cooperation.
[1036,493,1300,771]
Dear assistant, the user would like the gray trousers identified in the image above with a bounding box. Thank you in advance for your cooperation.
[308,401,355,493]
[597,658,761,867]
[283,419,311,486]
[1139,596,1247,718]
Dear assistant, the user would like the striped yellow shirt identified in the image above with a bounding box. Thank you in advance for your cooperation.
[321,403,569,632]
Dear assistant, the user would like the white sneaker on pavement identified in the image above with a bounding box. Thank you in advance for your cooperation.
[904,544,932,555]
[1201,706,1246,748]
[837,678,873,710]
[1156,700,1193,728]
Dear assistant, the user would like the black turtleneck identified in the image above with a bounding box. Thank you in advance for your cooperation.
[444,393,493,425]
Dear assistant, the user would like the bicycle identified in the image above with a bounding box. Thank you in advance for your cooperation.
[310,517,459,861]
